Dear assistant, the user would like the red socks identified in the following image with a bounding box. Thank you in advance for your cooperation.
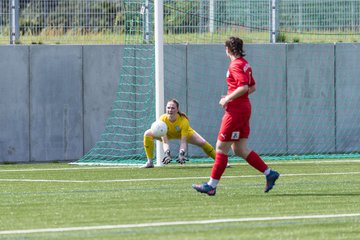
[210,151,267,180]
[246,151,268,173]
[210,152,228,180]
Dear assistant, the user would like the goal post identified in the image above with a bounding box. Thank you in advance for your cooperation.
[154,0,165,166]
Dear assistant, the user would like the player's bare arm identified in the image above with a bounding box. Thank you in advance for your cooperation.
[179,135,187,153]
[220,85,249,107]
[162,135,170,152]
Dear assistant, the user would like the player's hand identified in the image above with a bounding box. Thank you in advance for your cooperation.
[162,150,172,164]
[176,149,188,164]
[219,96,230,107]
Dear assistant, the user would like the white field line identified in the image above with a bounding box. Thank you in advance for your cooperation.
[0,159,359,173]
[0,213,359,235]
[1,171,360,183]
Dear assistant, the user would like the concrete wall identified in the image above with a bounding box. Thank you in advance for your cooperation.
[0,43,359,163]
[30,45,83,162]
[82,45,125,152]
[247,44,287,155]
[335,43,360,152]
[287,43,335,154]
[0,46,29,162]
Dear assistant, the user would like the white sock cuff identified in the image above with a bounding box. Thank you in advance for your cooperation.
[208,178,219,188]
[264,168,271,176]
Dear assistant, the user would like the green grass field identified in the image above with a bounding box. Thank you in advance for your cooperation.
[1,160,359,239]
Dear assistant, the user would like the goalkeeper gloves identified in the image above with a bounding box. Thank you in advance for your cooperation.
[176,149,188,164]
[162,150,172,164]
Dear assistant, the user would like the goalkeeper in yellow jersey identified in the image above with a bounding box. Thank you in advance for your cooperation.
[141,99,217,168]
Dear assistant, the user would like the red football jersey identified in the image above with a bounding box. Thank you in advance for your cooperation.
[225,57,255,111]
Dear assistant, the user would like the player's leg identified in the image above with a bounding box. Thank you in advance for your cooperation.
[232,139,268,172]
[188,131,231,167]
[232,139,279,192]
[192,140,232,196]
[192,112,233,195]
[210,140,232,183]
[187,132,215,159]
[141,129,160,168]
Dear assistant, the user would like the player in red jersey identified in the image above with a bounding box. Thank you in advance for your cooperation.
[192,37,280,196]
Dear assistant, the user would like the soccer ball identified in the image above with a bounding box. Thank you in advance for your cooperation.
[151,121,168,137]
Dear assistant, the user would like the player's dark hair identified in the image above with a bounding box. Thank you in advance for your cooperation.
[168,99,188,120]
[225,36,246,57]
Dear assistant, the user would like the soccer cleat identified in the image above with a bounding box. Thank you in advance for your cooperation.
[140,161,154,168]
[192,183,216,196]
[264,170,280,193]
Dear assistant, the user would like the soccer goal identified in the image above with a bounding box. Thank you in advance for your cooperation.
[73,0,360,166]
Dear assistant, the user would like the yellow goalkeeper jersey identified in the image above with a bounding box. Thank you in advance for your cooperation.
[159,113,195,140]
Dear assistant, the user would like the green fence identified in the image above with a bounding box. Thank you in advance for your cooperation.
[1,0,360,44]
